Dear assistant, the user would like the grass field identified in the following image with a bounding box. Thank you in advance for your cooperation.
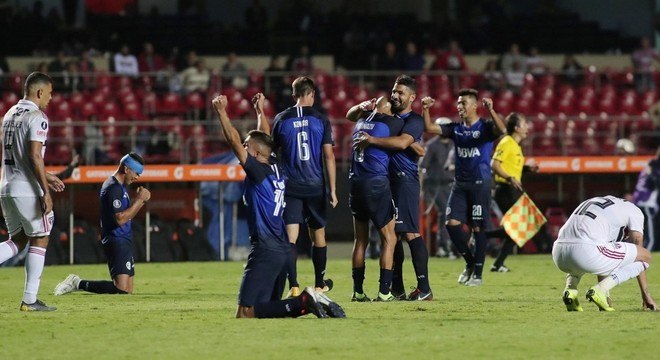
[1,254,659,359]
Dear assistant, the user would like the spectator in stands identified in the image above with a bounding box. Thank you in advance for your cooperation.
[145,126,175,157]
[113,44,139,77]
[61,60,81,93]
[482,59,505,92]
[632,36,660,94]
[505,61,525,94]
[376,41,401,71]
[36,62,49,74]
[0,56,9,75]
[402,41,425,72]
[181,58,210,93]
[264,55,286,106]
[138,42,165,73]
[501,42,527,76]
[48,51,67,88]
[632,146,660,251]
[78,50,95,89]
[526,46,548,77]
[83,115,108,165]
[560,53,583,86]
[433,40,468,90]
[221,52,249,89]
[287,44,314,74]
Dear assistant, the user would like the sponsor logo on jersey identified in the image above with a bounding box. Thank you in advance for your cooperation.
[41,121,47,130]
[456,147,481,158]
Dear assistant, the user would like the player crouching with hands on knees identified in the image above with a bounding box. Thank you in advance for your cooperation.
[54,153,150,295]
[552,195,657,312]
[211,94,345,319]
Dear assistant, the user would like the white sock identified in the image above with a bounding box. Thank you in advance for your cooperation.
[0,240,19,264]
[565,273,582,290]
[23,246,46,304]
[598,262,649,292]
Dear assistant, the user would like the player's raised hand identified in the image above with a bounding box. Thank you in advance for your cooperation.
[136,186,152,203]
[212,95,228,113]
[482,98,494,111]
[359,98,377,112]
[421,96,435,109]
[252,93,265,114]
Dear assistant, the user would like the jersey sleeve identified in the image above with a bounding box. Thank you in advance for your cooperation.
[28,113,49,143]
[106,184,125,214]
[322,116,334,145]
[482,120,498,141]
[270,116,282,151]
[241,154,270,184]
[627,203,645,234]
[492,137,510,163]
[439,123,456,140]
[401,115,424,141]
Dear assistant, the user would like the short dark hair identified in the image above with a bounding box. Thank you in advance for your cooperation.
[292,76,315,98]
[505,112,524,135]
[457,88,479,101]
[394,75,416,93]
[23,72,53,97]
[247,130,275,151]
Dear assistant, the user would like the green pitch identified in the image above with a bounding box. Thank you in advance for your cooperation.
[1,255,658,359]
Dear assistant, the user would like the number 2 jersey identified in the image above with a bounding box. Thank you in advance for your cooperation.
[241,154,289,253]
[0,99,49,197]
[557,196,644,245]
[271,106,333,197]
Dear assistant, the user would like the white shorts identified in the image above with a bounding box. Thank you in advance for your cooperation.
[0,196,54,237]
[552,240,638,276]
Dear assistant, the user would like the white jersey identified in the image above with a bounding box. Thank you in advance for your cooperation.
[0,99,48,197]
[556,195,644,245]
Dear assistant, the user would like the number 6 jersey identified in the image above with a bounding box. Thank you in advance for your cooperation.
[0,99,49,197]
[557,195,645,245]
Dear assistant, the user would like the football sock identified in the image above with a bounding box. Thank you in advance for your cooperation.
[78,280,128,294]
[391,240,405,293]
[23,246,46,304]
[473,231,487,277]
[599,262,649,292]
[312,246,327,288]
[493,238,516,268]
[352,266,365,294]
[485,227,507,239]
[379,268,393,295]
[446,224,474,267]
[408,237,431,292]
[254,298,302,318]
[0,240,19,264]
[565,273,582,290]
[286,242,299,288]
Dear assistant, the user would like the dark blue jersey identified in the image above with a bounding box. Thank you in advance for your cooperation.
[100,176,131,240]
[389,111,424,179]
[440,118,498,183]
[271,106,334,197]
[350,112,404,180]
[241,154,289,253]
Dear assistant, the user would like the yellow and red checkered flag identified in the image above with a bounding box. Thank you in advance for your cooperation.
[500,193,547,247]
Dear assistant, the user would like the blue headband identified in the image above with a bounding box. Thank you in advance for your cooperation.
[121,154,144,175]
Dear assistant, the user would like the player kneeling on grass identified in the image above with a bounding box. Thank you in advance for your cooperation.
[211,95,344,318]
[54,153,150,295]
[552,195,657,312]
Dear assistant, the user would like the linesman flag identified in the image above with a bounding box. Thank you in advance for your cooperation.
[500,193,547,247]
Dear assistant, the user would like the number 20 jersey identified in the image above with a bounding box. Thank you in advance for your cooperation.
[557,196,644,245]
[0,99,49,197]
[271,106,333,197]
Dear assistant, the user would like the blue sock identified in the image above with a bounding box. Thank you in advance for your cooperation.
[473,231,487,277]
[254,297,303,318]
[352,266,365,294]
[408,237,431,292]
[379,268,394,295]
[312,246,327,288]
[391,240,405,293]
[286,243,299,288]
[447,224,474,267]
[78,280,127,294]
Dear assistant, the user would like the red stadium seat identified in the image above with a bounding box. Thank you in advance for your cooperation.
[54,101,72,120]
[80,102,98,119]
[101,102,121,119]
[2,91,18,107]
[123,101,145,120]
[95,72,112,88]
[142,91,159,115]
[160,92,185,115]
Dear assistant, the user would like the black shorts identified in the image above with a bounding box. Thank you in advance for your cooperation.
[101,237,135,278]
[283,194,327,229]
[391,176,421,234]
[349,177,394,230]
[238,247,287,307]
[446,181,492,228]
[493,182,523,214]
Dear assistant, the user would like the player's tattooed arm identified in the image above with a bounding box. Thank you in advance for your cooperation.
[346,98,376,122]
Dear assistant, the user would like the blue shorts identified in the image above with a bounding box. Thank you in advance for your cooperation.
[283,193,327,229]
[238,246,288,307]
[101,237,135,278]
[391,176,420,234]
[349,177,394,230]
[446,181,492,228]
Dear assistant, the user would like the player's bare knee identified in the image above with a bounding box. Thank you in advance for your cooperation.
[637,247,652,263]
[405,233,420,241]
[446,219,461,227]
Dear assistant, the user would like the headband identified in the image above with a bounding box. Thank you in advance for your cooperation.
[120,154,144,175]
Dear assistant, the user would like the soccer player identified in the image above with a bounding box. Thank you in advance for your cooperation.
[212,94,344,318]
[54,153,151,295]
[485,112,539,272]
[421,91,506,286]
[348,96,403,302]
[351,75,433,301]
[252,77,337,298]
[0,72,57,311]
[552,195,657,312]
